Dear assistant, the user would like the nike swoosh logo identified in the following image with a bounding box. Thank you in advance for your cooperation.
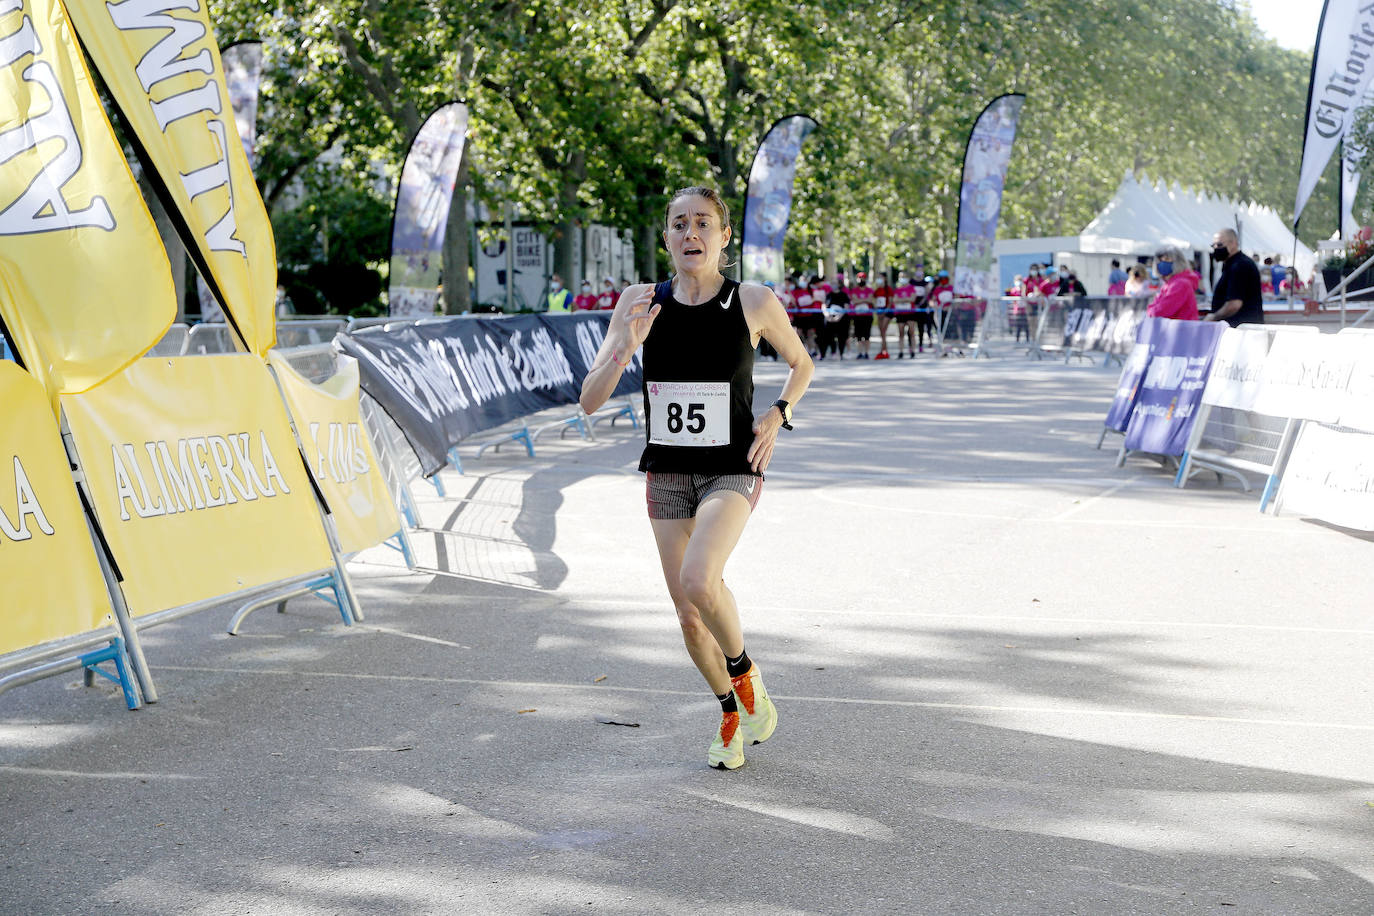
[721,290,735,310]
[745,479,755,493]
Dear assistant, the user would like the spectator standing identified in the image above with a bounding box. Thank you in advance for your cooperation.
[574,279,597,311]
[1107,259,1128,295]
[927,270,954,351]
[821,275,852,360]
[850,271,878,359]
[596,276,618,310]
[1125,264,1149,296]
[873,271,897,359]
[1060,267,1087,297]
[547,274,574,313]
[1145,246,1201,320]
[1205,228,1263,326]
[1037,266,1059,298]
[890,272,918,358]
[1270,256,1287,294]
[1007,276,1030,342]
[794,277,823,356]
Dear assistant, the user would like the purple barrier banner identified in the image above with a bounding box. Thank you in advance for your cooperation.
[1123,320,1226,456]
[1104,318,1161,432]
[741,115,817,287]
[389,103,469,318]
[954,94,1024,299]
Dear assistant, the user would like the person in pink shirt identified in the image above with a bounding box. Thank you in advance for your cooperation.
[889,273,919,358]
[848,271,876,359]
[574,279,598,311]
[793,276,824,356]
[1146,246,1201,320]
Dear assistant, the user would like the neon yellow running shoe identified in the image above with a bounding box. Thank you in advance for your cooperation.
[732,665,778,746]
[708,710,745,770]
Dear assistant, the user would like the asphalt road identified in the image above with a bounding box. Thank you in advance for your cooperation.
[2,354,1371,915]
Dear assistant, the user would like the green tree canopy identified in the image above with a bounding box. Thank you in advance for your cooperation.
[210,0,1331,312]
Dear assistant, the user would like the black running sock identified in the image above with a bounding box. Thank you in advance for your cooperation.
[724,648,752,679]
[716,691,738,714]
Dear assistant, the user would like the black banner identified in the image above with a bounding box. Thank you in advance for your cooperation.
[337,313,641,475]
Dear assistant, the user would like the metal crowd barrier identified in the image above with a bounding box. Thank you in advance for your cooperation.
[184,318,348,354]
[147,323,190,356]
[1026,297,1072,359]
[1177,408,1295,502]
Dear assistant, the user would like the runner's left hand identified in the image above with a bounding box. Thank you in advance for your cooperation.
[747,409,783,473]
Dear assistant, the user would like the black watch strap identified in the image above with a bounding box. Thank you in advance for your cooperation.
[773,399,793,430]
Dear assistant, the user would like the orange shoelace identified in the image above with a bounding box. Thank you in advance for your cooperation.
[730,669,756,715]
[719,711,740,745]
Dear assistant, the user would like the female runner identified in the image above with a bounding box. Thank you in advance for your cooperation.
[580,187,815,770]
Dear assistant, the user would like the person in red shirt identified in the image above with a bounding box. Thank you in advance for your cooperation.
[864,271,893,360]
[574,279,598,311]
[924,270,954,352]
[596,276,618,310]
[1146,246,1201,320]
[793,276,824,356]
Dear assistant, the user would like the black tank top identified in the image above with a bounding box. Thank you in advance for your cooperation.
[638,277,758,475]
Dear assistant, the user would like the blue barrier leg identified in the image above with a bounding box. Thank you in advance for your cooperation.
[518,426,535,457]
[385,527,416,566]
[446,448,464,475]
[430,473,447,498]
[81,639,140,710]
[1260,473,1279,513]
[1173,452,1191,488]
[330,576,350,625]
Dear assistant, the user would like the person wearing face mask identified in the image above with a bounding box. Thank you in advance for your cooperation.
[547,274,574,313]
[574,279,598,311]
[579,186,814,771]
[596,276,618,310]
[1205,228,1263,325]
[1146,247,1201,320]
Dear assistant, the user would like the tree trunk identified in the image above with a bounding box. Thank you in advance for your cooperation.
[638,221,661,282]
[553,153,585,291]
[823,221,837,283]
[442,144,472,314]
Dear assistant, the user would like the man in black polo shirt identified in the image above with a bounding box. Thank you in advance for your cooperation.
[1204,228,1263,326]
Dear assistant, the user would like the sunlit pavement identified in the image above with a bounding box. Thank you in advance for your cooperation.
[3,354,1372,915]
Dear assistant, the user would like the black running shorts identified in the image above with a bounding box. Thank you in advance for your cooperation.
[645,472,763,520]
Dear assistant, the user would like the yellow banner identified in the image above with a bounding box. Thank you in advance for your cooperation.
[0,0,174,402]
[62,0,276,356]
[268,352,401,555]
[61,355,334,615]
[0,362,113,656]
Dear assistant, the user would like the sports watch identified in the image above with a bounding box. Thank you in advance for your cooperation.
[773,399,793,430]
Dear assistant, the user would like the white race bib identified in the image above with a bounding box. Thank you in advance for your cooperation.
[647,381,731,447]
[875,296,887,307]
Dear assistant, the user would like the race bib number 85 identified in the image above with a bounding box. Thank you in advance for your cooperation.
[648,381,730,447]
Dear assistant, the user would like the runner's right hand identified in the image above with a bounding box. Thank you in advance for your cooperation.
[621,286,661,351]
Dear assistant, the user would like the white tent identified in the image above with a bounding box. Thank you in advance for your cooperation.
[995,171,1316,294]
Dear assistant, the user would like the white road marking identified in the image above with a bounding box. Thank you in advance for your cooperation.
[0,766,202,780]
[356,625,472,650]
